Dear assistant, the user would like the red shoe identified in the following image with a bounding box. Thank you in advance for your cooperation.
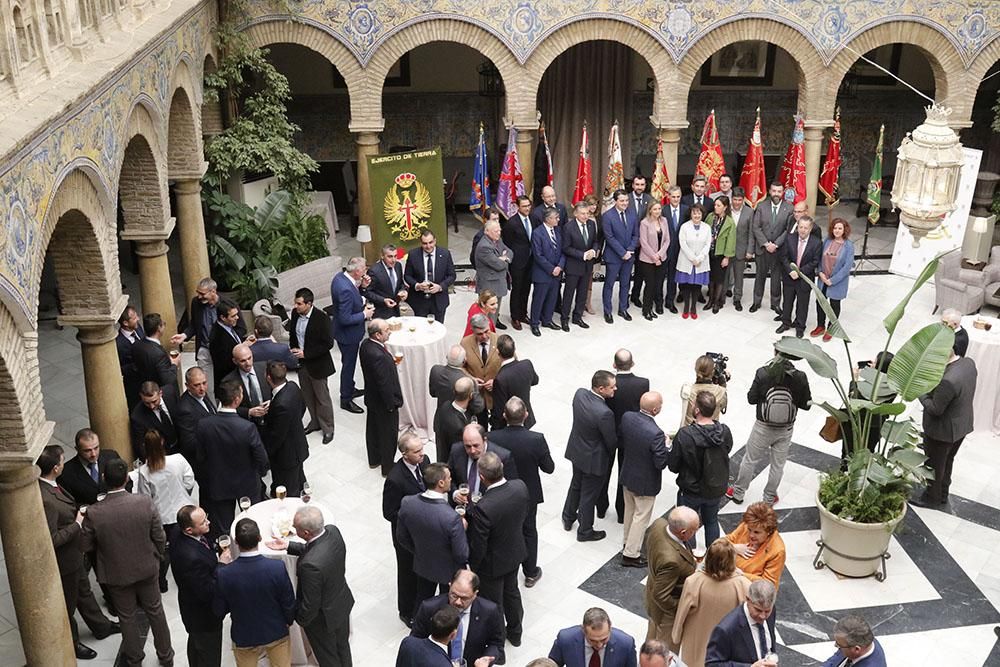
[822,332,833,342]
[691,312,699,320]
[809,326,825,338]
[682,312,689,319]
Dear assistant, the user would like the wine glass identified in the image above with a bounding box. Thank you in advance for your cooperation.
[393,352,404,366]
[457,483,469,505]
[239,496,251,512]
[764,651,779,665]
[275,485,287,501]
[470,492,482,505]
[301,483,312,504]
[426,313,435,325]
[78,505,88,515]
[96,493,107,502]
[217,535,231,553]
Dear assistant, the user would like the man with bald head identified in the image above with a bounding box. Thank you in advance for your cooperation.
[531,185,569,227]
[223,342,271,424]
[433,376,475,464]
[644,506,699,650]
[429,345,485,415]
[176,366,217,465]
[619,391,669,568]
[790,199,821,240]
[360,318,404,475]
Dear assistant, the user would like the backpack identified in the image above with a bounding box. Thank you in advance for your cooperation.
[699,441,731,498]
[761,385,797,425]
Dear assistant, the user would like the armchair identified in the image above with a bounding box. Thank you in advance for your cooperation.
[983,246,1000,311]
[933,251,986,315]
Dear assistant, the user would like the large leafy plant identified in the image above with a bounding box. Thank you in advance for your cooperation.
[775,251,955,524]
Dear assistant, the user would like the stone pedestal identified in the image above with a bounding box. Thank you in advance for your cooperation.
[803,123,828,214]
[174,179,211,301]
[353,129,381,264]
[135,239,177,338]
[77,323,133,462]
[0,463,75,665]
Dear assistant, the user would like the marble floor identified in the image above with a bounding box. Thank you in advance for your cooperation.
[2,207,999,665]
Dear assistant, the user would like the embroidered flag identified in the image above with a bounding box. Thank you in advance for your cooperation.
[778,114,807,205]
[495,127,525,219]
[469,122,492,219]
[650,135,671,205]
[533,121,555,203]
[602,121,624,211]
[818,107,843,207]
[738,108,767,208]
[695,110,726,192]
[571,122,593,204]
[867,124,884,224]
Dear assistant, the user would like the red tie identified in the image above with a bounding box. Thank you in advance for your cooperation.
[589,649,601,667]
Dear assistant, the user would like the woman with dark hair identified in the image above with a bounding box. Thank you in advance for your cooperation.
[675,204,711,319]
[705,196,736,313]
[672,539,751,667]
[725,501,786,588]
[811,217,855,342]
[583,193,603,315]
[136,430,195,592]
[679,355,728,427]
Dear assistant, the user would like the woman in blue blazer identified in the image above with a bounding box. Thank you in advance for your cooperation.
[811,218,855,342]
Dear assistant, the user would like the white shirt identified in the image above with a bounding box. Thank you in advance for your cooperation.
[306,528,326,545]
[40,476,57,487]
[219,407,237,414]
[500,357,516,368]
[271,382,286,399]
[137,454,195,525]
[743,602,771,659]
[239,549,260,558]
[403,459,421,480]
[585,643,606,665]
[421,489,447,500]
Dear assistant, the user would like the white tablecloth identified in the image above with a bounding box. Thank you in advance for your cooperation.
[962,316,1000,435]
[230,498,333,666]
[385,317,449,438]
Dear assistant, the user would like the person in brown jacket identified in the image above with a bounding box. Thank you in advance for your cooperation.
[644,506,699,652]
[460,314,502,425]
[81,458,174,667]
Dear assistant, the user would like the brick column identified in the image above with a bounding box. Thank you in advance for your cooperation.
[803,121,830,214]
[656,123,687,191]
[0,462,75,665]
[134,238,177,338]
[515,127,536,197]
[173,179,211,301]
[351,122,383,263]
[75,321,133,462]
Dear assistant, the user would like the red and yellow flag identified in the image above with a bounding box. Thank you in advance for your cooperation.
[738,108,767,208]
[571,122,593,205]
[778,115,807,205]
[695,110,726,192]
[650,135,671,204]
[818,108,843,207]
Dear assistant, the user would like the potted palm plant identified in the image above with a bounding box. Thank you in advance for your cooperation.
[774,251,955,580]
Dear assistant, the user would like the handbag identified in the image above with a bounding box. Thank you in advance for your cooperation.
[820,415,842,443]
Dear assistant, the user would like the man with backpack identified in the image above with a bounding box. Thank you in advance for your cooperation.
[668,391,733,548]
[727,346,811,506]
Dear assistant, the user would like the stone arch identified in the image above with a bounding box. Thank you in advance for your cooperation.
[365,19,525,125]
[201,53,223,137]
[523,18,676,124]
[242,19,367,125]
[963,37,1000,126]
[0,305,37,454]
[167,60,203,178]
[677,18,826,119]
[118,100,170,235]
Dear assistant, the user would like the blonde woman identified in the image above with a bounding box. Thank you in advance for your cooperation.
[637,201,671,320]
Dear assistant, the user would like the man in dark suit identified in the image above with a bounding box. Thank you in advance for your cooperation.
[561,201,601,329]
[502,196,537,330]
[776,215,823,338]
[663,186,688,313]
[116,305,146,412]
[331,257,374,413]
[411,570,505,665]
[467,451,530,646]
[170,505,227,667]
[428,345,485,417]
[397,606,475,667]
[208,299,246,395]
[434,376,474,464]
[618,392,668,568]
[58,428,125,506]
[132,312,179,390]
[750,182,794,314]
[601,350,650,523]
[222,342,272,424]
[680,174,709,209]
[449,423,519,500]
[530,185,569,228]
[383,432,430,626]
[704,580,778,666]
[171,277,223,400]
[646,507,699,650]
[214,518,296,665]
[563,371,618,542]
[488,397,554,589]
[490,335,538,430]
[175,366,216,466]
[360,318,405,475]
[366,243,408,319]
[728,187,754,311]
[529,208,565,336]
[130,380,180,458]
[268,506,355,667]
[403,230,456,323]
[289,287,337,444]
[627,175,654,307]
[548,607,638,667]
[38,445,100,660]
[195,380,270,535]
[915,348,977,507]
[250,315,299,369]
[602,189,640,323]
[941,308,969,357]
[81,458,174,666]
[820,615,887,667]
[397,463,469,612]
[262,361,309,496]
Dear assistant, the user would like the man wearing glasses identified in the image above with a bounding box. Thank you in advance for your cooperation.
[409,570,505,665]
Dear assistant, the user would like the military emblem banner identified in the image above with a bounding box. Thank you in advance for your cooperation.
[368,147,447,249]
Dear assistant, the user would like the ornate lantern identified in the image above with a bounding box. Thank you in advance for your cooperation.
[890,104,964,246]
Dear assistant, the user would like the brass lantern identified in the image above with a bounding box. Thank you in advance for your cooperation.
[890,104,964,246]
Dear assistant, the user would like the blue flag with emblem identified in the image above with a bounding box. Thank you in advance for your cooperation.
[469,122,492,220]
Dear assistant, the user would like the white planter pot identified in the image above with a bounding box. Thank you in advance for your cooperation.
[815,490,906,580]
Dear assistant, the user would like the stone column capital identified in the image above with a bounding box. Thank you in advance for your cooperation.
[0,419,54,469]
[57,297,127,340]
[350,119,385,137]
[134,239,170,258]
[171,161,209,184]
[650,116,689,133]
[174,178,203,195]
[120,217,176,242]
[0,463,41,491]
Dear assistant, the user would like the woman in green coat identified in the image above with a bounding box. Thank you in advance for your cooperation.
[705,195,736,313]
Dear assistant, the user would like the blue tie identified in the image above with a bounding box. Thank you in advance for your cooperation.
[89,462,99,483]
[523,216,531,238]
[756,621,768,659]
[450,613,464,660]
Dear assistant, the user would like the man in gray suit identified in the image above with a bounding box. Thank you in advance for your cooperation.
[428,346,485,415]
[562,370,618,542]
[727,187,754,311]
[750,181,794,315]
[619,392,669,568]
[475,219,512,329]
[81,458,174,667]
[914,349,977,507]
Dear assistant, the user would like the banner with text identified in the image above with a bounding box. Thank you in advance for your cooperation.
[367,147,447,252]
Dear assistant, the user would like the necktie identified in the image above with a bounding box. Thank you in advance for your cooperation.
[229,326,240,343]
[797,239,805,265]
[247,372,261,405]
[772,203,779,221]
[673,208,678,230]
[425,253,434,282]
[415,467,425,491]
[480,342,488,366]
[523,216,531,238]
[635,197,640,215]
[89,462,99,483]
[199,536,212,551]
[548,227,557,246]
[619,210,626,226]
[468,458,479,494]
[756,621,768,659]
[589,647,601,667]
[450,613,465,660]
[387,264,396,291]
[581,223,589,246]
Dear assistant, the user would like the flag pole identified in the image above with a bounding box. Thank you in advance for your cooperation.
[855,124,885,274]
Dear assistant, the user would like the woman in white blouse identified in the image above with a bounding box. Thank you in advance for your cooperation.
[675,203,712,319]
[137,430,195,592]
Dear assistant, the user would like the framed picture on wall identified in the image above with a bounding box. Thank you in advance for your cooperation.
[851,44,903,85]
[333,53,411,88]
[699,41,777,86]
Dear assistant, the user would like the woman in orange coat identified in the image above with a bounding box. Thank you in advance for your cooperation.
[725,501,785,588]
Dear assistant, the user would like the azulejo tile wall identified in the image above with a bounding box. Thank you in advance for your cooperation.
[0,3,215,328]
[245,0,998,66]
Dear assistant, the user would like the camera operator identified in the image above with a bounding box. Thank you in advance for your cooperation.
[679,354,729,428]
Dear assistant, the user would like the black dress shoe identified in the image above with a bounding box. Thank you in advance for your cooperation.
[304,424,321,435]
[697,294,706,304]
[572,319,590,329]
[667,305,678,314]
[734,300,743,311]
[676,294,684,303]
[726,289,734,297]
[712,306,720,314]
[531,326,542,337]
[621,555,648,568]
[341,400,364,414]
[703,301,714,311]
[631,297,643,308]
[93,622,121,640]
[619,311,632,321]
[524,567,543,588]
[909,493,941,509]
[643,313,653,321]
[75,643,97,660]
[544,322,561,331]
[352,388,365,398]
[399,613,413,628]
[749,304,760,313]
[495,320,508,330]
[774,314,783,321]
[655,305,664,314]
[322,432,335,444]
[773,307,783,317]
[775,324,791,334]
[577,530,607,542]
[796,329,805,338]
[511,320,522,331]
[604,314,614,324]
[596,509,607,519]
[650,311,658,319]
[508,634,522,647]
[562,518,574,531]
[561,321,570,332]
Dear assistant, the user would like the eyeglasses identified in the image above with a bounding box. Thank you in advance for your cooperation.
[448,592,474,603]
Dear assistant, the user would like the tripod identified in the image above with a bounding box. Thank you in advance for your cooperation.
[852,214,891,275]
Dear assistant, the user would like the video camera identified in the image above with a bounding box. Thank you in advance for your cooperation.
[706,352,730,387]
